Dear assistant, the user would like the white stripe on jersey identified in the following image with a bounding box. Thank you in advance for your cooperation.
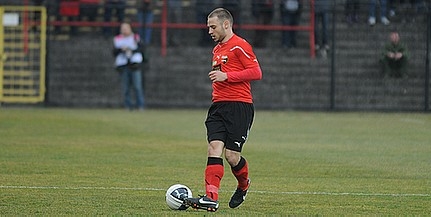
[230,46,251,59]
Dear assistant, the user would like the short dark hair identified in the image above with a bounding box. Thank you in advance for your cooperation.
[208,8,233,26]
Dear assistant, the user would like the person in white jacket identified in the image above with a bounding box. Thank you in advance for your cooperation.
[113,23,145,110]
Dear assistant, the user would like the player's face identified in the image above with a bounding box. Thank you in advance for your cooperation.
[207,17,226,43]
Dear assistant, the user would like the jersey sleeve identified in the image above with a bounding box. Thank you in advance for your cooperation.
[227,41,262,82]
[227,66,262,82]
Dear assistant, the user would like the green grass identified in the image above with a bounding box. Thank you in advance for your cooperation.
[0,108,430,215]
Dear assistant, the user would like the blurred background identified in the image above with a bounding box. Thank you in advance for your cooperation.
[0,0,430,111]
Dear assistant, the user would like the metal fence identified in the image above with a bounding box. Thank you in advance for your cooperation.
[0,6,47,103]
[1,1,430,111]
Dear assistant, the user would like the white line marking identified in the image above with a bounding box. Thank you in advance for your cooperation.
[251,190,431,197]
[0,185,164,191]
[1,185,429,197]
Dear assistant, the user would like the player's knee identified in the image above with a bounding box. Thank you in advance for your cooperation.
[224,149,240,167]
[207,141,224,157]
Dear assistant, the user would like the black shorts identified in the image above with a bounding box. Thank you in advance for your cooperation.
[205,102,254,152]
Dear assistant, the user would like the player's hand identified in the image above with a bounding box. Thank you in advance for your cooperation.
[208,70,227,83]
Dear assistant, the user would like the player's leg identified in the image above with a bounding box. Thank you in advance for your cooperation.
[205,140,224,201]
[184,104,225,212]
[184,142,223,212]
[226,149,250,208]
[224,102,254,208]
[226,150,249,188]
[225,149,249,191]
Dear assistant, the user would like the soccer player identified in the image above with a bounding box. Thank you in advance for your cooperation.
[184,8,262,212]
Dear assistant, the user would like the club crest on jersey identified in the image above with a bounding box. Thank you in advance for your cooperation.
[221,55,228,64]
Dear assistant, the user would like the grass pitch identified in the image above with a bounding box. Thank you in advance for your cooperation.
[0,108,430,215]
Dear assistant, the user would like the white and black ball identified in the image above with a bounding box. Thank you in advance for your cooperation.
[165,184,193,210]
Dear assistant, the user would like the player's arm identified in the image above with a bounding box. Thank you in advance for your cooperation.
[226,66,262,82]
[226,44,262,82]
[208,66,262,83]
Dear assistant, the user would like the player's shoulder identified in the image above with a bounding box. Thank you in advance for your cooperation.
[229,35,253,52]
[227,34,245,44]
[232,34,251,46]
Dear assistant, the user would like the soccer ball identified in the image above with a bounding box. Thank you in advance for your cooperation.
[165,184,193,210]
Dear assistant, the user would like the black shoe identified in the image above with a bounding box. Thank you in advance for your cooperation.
[229,179,250,208]
[183,195,219,212]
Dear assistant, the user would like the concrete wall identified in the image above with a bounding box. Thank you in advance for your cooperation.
[45,4,431,111]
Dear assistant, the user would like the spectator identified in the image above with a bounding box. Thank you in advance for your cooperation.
[252,0,274,48]
[79,0,100,33]
[79,0,100,23]
[394,0,428,22]
[388,0,398,17]
[380,31,408,78]
[103,0,126,37]
[314,0,331,57]
[195,0,216,46]
[345,0,360,24]
[113,23,145,110]
[137,0,154,45]
[388,0,417,18]
[368,0,390,26]
[413,0,428,21]
[280,0,303,49]
[167,0,182,46]
[58,0,80,35]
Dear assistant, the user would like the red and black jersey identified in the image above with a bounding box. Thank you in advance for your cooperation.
[211,34,262,103]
